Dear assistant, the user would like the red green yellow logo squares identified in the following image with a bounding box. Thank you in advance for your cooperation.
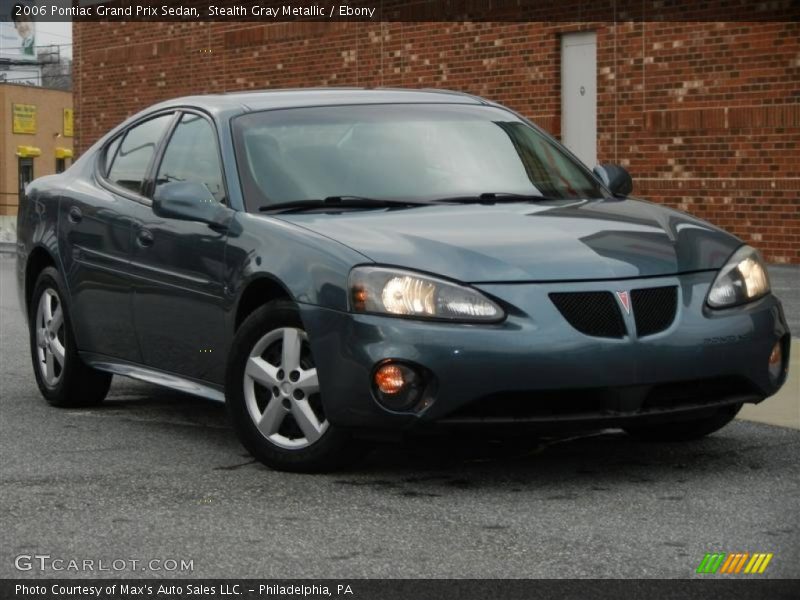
[696,552,773,574]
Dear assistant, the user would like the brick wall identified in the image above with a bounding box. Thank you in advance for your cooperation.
[73,20,800,262]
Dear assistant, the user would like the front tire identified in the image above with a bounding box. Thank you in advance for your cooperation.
[226,300,361,473]
[624,403,742,441]
[29,266,112,407]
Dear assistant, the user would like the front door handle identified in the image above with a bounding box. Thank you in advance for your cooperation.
[136,228,154,248]
[68,206,82,224]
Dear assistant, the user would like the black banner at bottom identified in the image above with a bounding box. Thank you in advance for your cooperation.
[2,579,799,600]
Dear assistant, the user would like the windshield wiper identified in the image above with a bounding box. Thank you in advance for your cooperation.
[259,196,435,214]
[434,192,555,204]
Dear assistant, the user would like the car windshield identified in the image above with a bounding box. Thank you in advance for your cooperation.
[232,103,610,211]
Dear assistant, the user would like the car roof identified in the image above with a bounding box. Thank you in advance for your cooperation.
[74,88,498,174]
[148,87,489,115]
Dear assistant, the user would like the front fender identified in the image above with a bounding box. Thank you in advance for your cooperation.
[224,211,371,314]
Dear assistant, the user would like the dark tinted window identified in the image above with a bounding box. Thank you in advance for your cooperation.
[232,104,610,210]
[155,113,225,203]
[107,114,173,194]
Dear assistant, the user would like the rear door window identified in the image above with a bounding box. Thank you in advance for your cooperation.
[106,113,173,194]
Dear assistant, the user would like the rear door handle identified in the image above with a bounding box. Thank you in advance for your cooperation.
[136,228,154,248]
[68,206,82,224]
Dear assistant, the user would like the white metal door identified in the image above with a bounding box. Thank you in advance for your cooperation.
[561,32,597,168]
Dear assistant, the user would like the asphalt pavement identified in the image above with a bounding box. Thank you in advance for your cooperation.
[1,255,798,579]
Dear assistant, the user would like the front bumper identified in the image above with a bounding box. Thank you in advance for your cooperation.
[300,271,790,431]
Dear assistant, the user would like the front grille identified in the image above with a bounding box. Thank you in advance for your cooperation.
[549,291,626,338]
[631,286,678,337]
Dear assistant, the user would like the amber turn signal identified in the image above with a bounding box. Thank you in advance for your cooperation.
[768,342,782,366]
[352,286,368,311]
[767,340,784,382]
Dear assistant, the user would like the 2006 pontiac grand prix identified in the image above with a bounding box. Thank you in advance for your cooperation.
[16,89,790,472]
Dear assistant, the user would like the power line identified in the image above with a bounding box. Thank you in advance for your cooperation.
[0,43,73,49]
[0,75,71,82]
[31,29,73,41]
[0,44,72,57]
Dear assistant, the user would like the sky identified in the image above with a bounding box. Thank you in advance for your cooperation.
[35,21,72,58]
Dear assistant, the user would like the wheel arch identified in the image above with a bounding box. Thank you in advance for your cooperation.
[234,275,294,331]
[25,245,58,318]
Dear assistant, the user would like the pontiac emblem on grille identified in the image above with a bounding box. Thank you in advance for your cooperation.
[616,291,631,314]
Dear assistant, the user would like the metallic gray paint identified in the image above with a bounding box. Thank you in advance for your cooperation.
[16,89,790,432]
[276,198,738,283]
[299,272,788,428]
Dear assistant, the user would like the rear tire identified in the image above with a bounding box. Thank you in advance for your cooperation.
[624,404,742,441]
[226,300,362,473]
[29,266,112,407]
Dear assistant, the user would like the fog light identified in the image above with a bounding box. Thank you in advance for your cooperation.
[768,341,783,381]
[375,364,406,395]
[372,362,426,412]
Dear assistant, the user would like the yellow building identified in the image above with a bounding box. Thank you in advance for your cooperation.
[0,83,73,242]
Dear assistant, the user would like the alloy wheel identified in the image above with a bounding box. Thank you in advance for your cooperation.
[243,327,328,449]
[35,288,66,387]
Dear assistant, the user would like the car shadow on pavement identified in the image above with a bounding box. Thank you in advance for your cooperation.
[101,380,784,494]
[322,425,796,505]
[349,428,764,487]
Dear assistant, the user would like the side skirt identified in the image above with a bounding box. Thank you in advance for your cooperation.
[79,352,226,403]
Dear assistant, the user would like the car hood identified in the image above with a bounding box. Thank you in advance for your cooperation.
[277,199,741,282]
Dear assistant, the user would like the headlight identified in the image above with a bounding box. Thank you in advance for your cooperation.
[707,245,770,308]
[349,266,504,322]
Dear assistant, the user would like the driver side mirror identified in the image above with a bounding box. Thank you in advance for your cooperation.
[593,164,633,197]
[153,181,228,229]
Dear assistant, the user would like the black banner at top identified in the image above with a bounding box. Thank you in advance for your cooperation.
[8,0,800,22]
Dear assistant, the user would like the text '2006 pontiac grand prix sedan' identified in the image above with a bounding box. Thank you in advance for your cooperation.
[16,89,790,471]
